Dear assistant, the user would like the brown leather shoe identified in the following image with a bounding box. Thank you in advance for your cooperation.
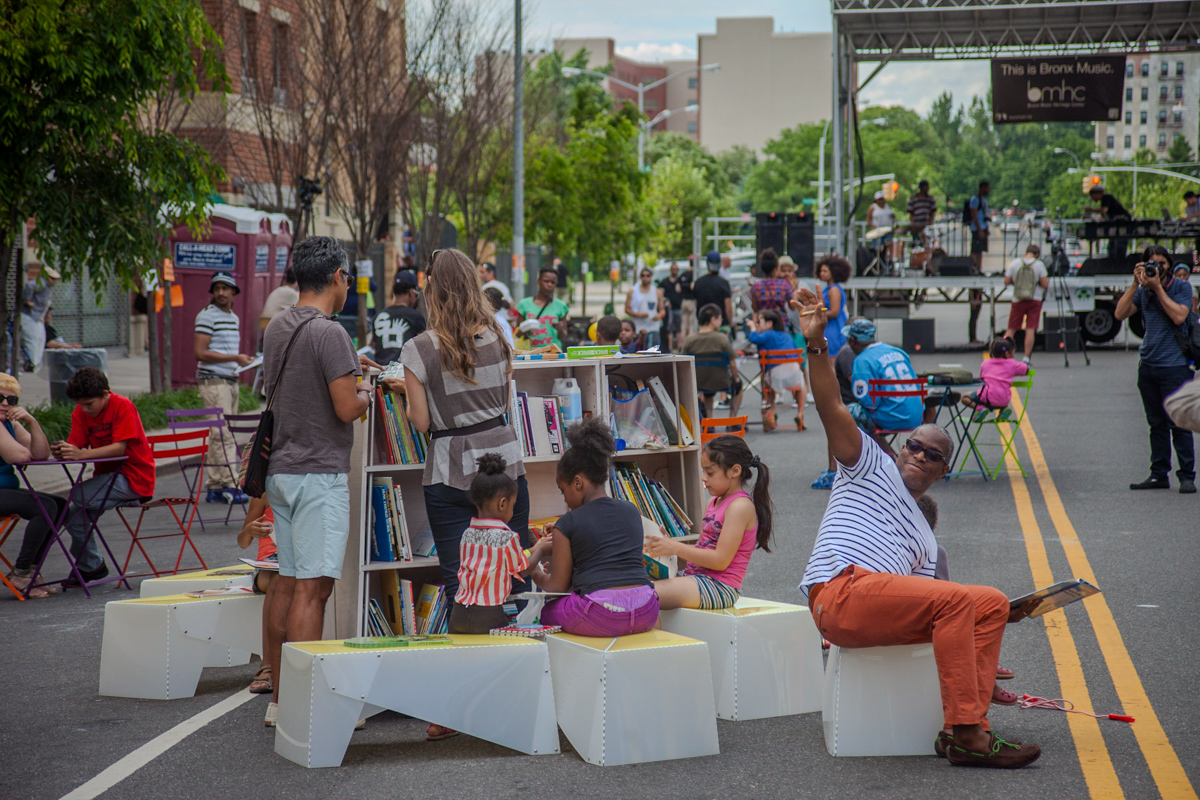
[946,733,1041,768]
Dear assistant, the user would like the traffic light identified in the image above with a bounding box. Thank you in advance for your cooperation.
[1081,174,1102,194]
[882,181,899,201]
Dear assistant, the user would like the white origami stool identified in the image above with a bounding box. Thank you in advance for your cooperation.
[659,597,824,720]
[99,593,264,700]
[822,643,943,756]
[139,567,258,669]
[546,630,720,766]
[275,635,559,768]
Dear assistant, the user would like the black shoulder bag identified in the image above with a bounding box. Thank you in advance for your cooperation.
[242,315,319,497]
[1172,311,1200,368]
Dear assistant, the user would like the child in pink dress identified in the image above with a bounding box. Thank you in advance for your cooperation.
[644,435,774,610]
[961,337,1031,420]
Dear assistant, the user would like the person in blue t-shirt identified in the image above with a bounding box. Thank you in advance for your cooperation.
[1115,245,1196,493]
[745,309,805,432]
[847,319,923,456]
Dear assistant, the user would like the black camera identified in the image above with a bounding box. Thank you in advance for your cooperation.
[1142,262,1159,279]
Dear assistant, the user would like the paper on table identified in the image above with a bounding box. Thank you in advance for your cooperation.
[235,355,262,375]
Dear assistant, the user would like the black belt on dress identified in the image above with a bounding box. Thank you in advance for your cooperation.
[429,415,507,441]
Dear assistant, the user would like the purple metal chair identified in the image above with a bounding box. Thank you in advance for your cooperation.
[167,408,245,528]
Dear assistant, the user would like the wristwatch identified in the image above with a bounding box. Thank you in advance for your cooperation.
[807,340,830,356]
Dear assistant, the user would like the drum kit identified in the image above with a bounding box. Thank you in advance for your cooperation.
[864,224,933,275]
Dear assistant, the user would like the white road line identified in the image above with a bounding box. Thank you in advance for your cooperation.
[61,689,259,800]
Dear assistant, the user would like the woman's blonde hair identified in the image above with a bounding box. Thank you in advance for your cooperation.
[425,248,511,381]
[0,373,21,396]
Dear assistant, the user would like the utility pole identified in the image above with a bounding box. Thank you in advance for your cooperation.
[511,0,526,303]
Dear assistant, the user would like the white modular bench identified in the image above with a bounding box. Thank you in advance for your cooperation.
[139,567,258,669]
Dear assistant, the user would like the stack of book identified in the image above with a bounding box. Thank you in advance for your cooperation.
[380,572,420,635]
[511,387,568,458]
[609,463,693,538]
[374,387,428,465]
[366,598,394,636]
[414,583,451,634]
[370,477,412,562]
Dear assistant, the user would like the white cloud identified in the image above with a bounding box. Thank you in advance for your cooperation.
[858,61,991,114]
[615,42,698,63]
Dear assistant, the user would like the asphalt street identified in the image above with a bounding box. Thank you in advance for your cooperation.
[2,347,1198,800]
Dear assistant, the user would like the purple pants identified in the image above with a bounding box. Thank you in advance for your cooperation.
[541,585,659,637]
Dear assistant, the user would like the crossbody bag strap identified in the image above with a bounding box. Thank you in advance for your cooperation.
[264,315,320,411]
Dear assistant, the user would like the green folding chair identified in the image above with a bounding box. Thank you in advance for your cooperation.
[957,369,1035,479]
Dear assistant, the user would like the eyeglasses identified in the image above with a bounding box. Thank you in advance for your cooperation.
[903,439,947,464]
[0,395,19,405]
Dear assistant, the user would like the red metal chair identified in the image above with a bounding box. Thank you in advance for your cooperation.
[116,430,210,579]
[0,515,25,600]
[866,377,929,446]
[755,348,806,431]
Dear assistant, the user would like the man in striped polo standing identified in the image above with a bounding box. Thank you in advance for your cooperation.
[193,271,252,503]
[791,285,1043,768]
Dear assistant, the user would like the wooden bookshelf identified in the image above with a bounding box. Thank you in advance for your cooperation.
[350,354,702,636]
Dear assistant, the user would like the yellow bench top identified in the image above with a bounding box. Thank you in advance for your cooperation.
[286,635,542,656]
[144,567,255,581]
[695,597,809,617]
[114,590,259,606]
[549,629,702,652]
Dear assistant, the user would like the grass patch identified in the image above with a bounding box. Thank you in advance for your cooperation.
[30,385,261,442]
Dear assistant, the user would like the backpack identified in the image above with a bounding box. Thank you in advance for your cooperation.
[1013,260,1038,301]
[1173,311,1200,368]
[962,196,975,227]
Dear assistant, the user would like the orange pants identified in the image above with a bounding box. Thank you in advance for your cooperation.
[811,566,1009,727]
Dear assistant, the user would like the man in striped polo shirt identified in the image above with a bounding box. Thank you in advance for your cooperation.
[193,271,252,503]
[792,285,1043,769]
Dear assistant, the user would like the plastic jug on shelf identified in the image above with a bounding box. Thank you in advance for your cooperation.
[551,377,583,425]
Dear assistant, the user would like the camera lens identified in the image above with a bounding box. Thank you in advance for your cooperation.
[1145,264,1158,279]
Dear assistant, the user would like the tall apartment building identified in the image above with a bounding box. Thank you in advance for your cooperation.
[554,38,688,136]
[1095,51,1200,160]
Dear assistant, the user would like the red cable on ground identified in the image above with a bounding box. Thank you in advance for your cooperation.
[1018,694,1134,723]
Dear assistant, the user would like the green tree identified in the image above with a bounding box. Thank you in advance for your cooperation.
[717,145,758,197]
[644,132,730,197]
[645,156,733,259]
[740,122,827,212]
[1166,134,1196,167]
[0,0,226,378]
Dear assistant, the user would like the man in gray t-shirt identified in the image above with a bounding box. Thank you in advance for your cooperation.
[258,236,376,725]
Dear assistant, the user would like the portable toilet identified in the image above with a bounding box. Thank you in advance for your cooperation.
[167,204,269,388]
[268,212,293,283]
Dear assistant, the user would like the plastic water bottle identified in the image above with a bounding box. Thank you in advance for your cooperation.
[552,377,582,425]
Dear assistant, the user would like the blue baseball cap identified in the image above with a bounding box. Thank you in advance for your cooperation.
[705,250,721,270]
[842,318,877,342]
[393,269,418,293]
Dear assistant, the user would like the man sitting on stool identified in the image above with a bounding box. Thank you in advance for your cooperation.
[792,286,1042,768]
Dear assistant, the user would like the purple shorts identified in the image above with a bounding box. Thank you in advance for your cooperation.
[541,585,659,637]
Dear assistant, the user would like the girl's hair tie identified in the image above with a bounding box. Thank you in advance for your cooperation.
[750,455,761,467]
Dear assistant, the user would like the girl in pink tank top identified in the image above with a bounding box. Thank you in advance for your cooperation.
[644,435,775,610]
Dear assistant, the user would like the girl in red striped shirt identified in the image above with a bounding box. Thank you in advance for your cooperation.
[450,453,552,635]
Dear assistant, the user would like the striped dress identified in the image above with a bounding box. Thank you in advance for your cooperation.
[400,328,525,491]
[799,431,938,601]
[455,518,529,607]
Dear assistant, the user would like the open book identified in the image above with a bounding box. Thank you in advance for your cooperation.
[1009,578,1100,618]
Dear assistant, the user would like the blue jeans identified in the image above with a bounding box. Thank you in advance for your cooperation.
[67,473,144,573]
[423,475,529,603]
[1137,361,1195,482]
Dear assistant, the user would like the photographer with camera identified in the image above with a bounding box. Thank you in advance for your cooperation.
[1115,245,1196,493]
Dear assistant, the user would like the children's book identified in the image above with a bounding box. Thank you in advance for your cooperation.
[415,583,443,634]
[490,624,562,638]
[399,578,418,635]
[1009,579,1100,617]
[343,634,453,648]
[640,515,678,580]
[239,557,280,570]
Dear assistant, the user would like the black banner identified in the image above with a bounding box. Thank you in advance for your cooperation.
[991,56,1125,124]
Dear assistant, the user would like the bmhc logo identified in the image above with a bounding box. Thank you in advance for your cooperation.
[1027,79,1085,103]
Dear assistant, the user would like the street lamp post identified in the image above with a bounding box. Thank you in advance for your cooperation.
[562,63,719,171]
[1053,147,1082,171]
[640,104,699,138]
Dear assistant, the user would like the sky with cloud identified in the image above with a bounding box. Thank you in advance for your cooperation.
[528,0,991,115]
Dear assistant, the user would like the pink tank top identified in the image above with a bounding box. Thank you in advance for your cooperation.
[684,491,758,589]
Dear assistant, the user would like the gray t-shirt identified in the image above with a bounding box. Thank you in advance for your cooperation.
[23,280,51,320]
[262,305,361,474]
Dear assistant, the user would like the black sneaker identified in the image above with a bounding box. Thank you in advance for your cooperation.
[1129,477,1170,490]
[65,561,110,587]
[1180,481,1196,494]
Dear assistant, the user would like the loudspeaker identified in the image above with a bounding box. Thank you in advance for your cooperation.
[902,318,936,354]
[933,256,977,276]
[1040,316,1080,351]
[786,212,815,278]
[755,212,786,275]
[1076,256,1139,276]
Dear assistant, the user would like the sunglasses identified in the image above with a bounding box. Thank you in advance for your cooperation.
[0,395,18,405]
[903,439,946,464]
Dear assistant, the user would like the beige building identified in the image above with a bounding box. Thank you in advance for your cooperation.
[697,18,832,155]
[1095,51,1199,160]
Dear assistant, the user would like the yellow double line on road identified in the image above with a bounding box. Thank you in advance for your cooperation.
[1000,394,1196,800]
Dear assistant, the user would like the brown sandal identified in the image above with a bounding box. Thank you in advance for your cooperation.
[426,723,459,741]
[249,664,272,694]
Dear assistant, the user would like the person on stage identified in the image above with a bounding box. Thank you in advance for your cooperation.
[1085,184,1132,261]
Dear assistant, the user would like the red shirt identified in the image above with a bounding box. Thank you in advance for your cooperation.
[67,392,155,499]
[455,518,528,607]
[256,507,278,560]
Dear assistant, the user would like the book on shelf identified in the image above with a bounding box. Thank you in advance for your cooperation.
[510,390,569,458]
[374,386,428,465]
[411,523,436,558]
[646,376,694,446]
[370,477,412,563]
[415,583,451,634]
[609,463,692,538]
[367,598,394,636]
[400,578,418,635]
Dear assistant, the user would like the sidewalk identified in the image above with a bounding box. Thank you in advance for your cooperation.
[20,351,152,408]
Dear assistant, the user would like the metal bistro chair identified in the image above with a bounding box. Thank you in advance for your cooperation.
[700,415,749,444]
[754,348,806,431]
[958,370,1036,480]
[866,377,930,448]
[167,407,245,527]
[116,430,210,579]
[693,352,739,420]
[0,515,26,600]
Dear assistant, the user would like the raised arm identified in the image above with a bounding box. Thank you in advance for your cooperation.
[793,287,862,466]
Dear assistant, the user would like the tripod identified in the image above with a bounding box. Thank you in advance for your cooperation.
[1046,237,1089,368]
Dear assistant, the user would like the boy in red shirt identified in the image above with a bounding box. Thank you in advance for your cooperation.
[53,367,155,584]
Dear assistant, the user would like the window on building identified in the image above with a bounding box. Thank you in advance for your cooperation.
[240,10,258,94]
[1125,134,1132,148]
[1161,62,1170,76]
[1141,62,1149,76]
[1125,111,1132,124]
[1126,87,1133,101]
[1174,109,1183,124]
[1159,133,1168,149]
[1126,62,1134,78]
[1141,110,1148,124]
[1107,135,1115,149]
[1178,61,1186,77]
[1160,85,1169,101]
[1159,109,1168,124]
[643,98,659,110]
[1176,85,1184,100]
[272,24,288,102]
[1141,86,1149,100]
[1139,134,1147,147]
[687,77,697,89]
[687,121,697,133]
